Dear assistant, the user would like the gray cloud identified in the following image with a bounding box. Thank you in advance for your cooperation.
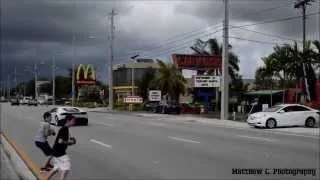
[1,0,319,84]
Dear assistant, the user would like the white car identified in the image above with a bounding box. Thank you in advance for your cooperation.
[247,104,320,128]
[20,97,32,105]
[46,107,88,126]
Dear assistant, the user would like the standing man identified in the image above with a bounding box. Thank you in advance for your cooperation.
[45,114,76,180]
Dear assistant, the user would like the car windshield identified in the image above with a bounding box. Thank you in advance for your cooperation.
[62,108,80,112]
[264,105,284,112]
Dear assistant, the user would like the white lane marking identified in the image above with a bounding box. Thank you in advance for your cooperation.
[90,139,112,149]
[238,135,277,142]
[169,136,200,144]
[94,122,114,127]
[148,122,166,126]
[193,123,320,139]
[153,161,160,165]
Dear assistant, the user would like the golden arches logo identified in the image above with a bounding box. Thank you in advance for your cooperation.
[76,64,96,81]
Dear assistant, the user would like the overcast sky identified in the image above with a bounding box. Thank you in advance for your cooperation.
[1,0,319,86]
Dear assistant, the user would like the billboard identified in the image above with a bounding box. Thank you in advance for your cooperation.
[148,90,161,101]
[76,64,96,85]
[172,54,222,69]
[194,76,220,88]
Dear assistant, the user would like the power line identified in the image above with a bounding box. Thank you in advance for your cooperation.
[142,29,224,59]
[116,2,295,58]
[230,0,296,19]
[117,12,319,60]
[231,11,320,29]
[230,25,302,42]
[117,27,224,60]
[116,24,223,59]
[228,36,279,45]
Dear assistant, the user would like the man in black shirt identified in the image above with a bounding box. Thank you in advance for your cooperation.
[45,114,76,180]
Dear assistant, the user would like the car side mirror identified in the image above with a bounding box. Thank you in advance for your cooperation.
[278,110,285,113]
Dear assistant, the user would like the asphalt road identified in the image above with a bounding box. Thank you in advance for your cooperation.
[1,103,319,180]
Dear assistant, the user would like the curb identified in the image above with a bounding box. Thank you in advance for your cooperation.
[1,132,45,180]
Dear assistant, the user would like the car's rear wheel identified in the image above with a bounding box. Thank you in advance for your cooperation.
[305,117,315,128]
[266,118,276,129]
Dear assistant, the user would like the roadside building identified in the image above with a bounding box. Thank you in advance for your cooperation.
[113,59,160,102]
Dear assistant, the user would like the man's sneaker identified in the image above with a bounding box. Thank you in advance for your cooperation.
[40,167,51,173]
[46,164,54,169]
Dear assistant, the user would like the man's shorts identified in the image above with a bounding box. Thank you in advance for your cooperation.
[35,141,52,156]
[52,155,71,171]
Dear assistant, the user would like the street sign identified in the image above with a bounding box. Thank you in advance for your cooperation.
[194,76,221,88]
[148,90,161,101]
[124,96,143,104]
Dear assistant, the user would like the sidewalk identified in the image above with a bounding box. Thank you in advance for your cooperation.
[0,144,20,180]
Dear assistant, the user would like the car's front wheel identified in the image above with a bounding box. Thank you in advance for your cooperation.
[305,117,315,128]
[266,118,276,129]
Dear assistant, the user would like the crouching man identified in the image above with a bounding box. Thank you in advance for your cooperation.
[45,114,76,180]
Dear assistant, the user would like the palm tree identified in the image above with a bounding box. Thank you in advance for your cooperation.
[311,40,320,79]
[254,65,274,90]
[136,68,156,101]
[152,60,187,103]
[192,38,240,81]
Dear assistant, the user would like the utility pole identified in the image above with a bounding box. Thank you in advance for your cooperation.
[131,54,139,96]
[72,35,76,107]
[34,63,38,99]
[7,75,10,98]
[14,66,17,96]
[52,55,56,105]
[294,0,314,102]
[108,8,116,110]
[318,0,320,41]
[221,0,229,120]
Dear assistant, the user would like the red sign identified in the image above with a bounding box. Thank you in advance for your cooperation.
[172,54,222,69]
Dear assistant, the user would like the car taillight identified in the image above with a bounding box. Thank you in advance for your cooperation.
[81,112,87,115]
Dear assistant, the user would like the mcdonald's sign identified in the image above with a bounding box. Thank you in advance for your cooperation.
[76,64,96,85]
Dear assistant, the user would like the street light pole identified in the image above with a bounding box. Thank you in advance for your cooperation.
[72,35,76,107]
[34,63,38,99]
[221,0,229,120]
[108,8,116,110]
[130,54,139,96]
[7,75,10,98]
[52,55,56,105]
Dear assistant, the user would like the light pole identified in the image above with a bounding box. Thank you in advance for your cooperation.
[130,54,139,96]
[221,0,229,120]
[108,8,116,110]
[52,55,56,105]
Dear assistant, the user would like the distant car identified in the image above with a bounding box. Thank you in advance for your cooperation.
[247,104,320,128]
[155,104,181,114]
[20,97,32,105]
[143,102,159,112]
[45,107,88,126]
[27,99,38,106]
[11,99,20,106]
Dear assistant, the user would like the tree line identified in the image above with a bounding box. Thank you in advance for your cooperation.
[255,40,320,101]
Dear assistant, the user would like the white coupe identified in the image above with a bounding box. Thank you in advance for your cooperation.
[247,104,320,128]
[46,107,88,126]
